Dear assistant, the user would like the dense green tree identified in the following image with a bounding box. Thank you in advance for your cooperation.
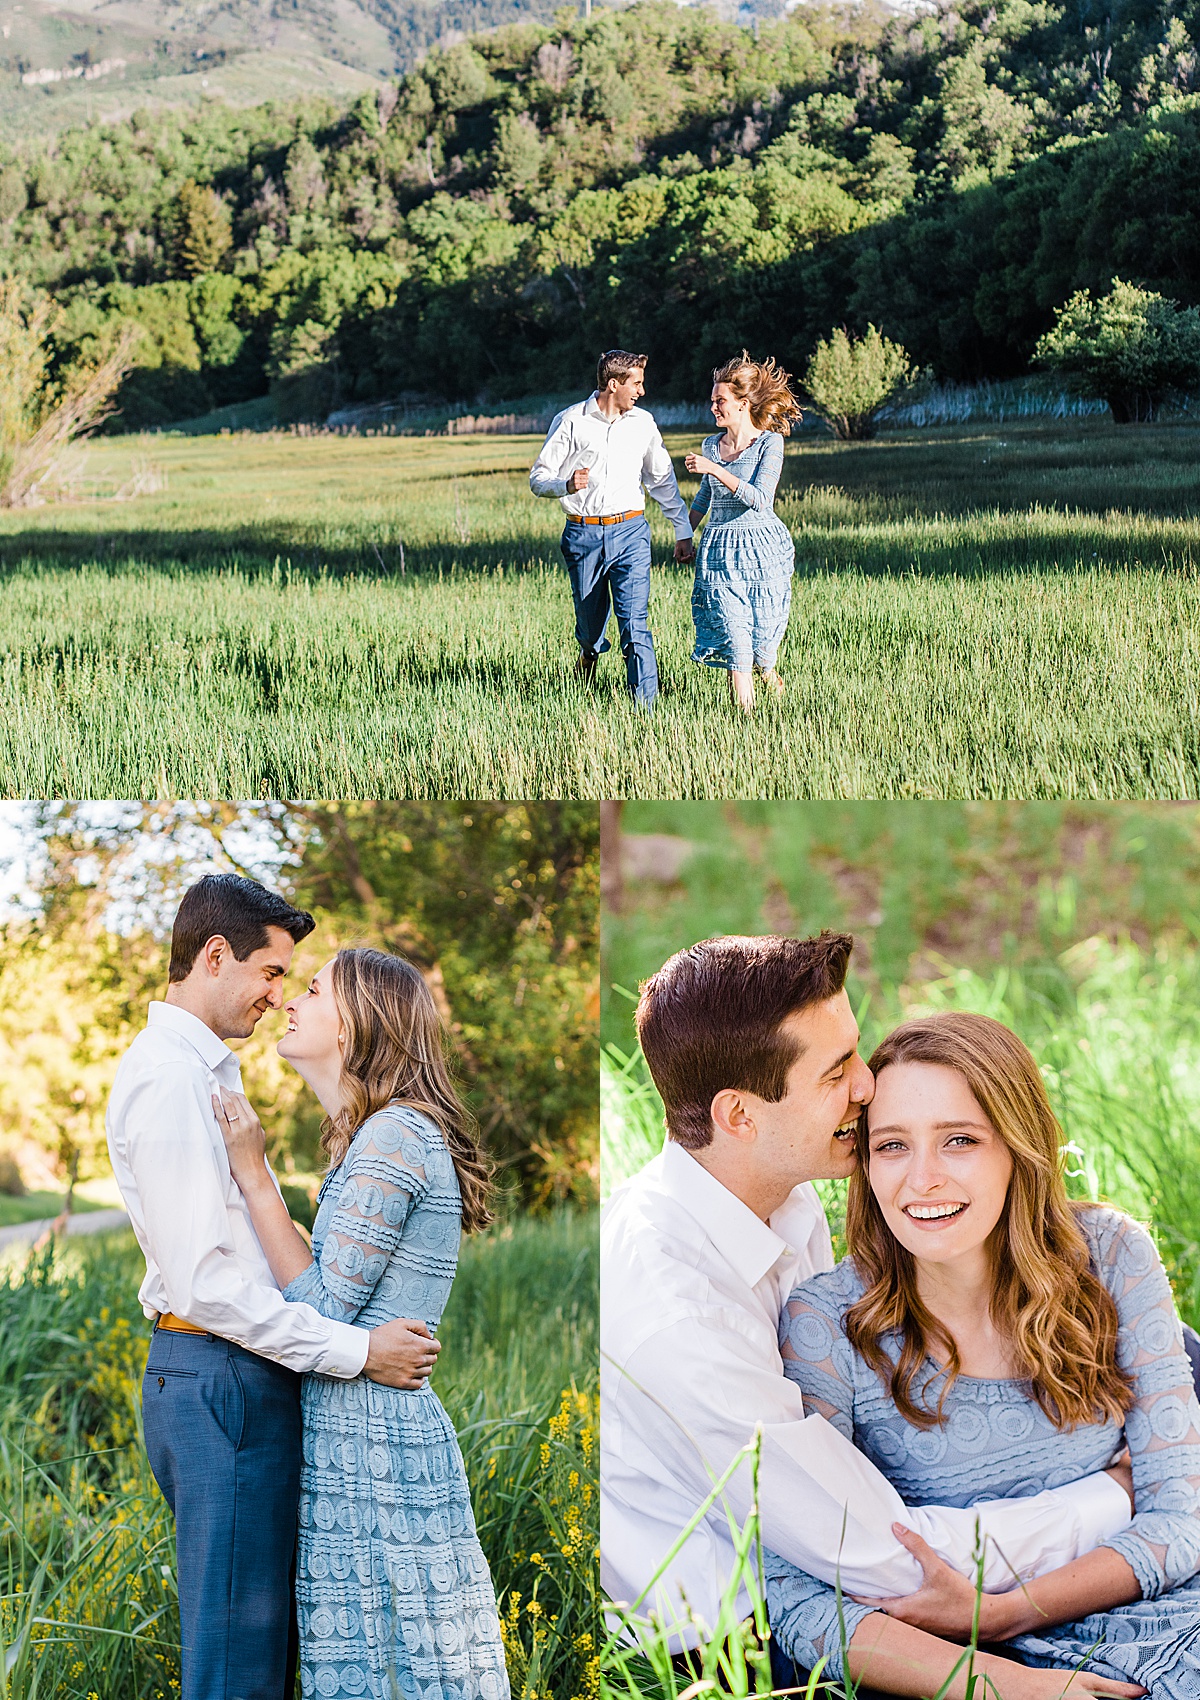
[174,179,234,278]
[0,2,1199,414]
[1034,278,1200,420]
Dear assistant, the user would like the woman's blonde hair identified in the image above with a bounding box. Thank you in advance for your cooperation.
[712,350,803,435]
[845,1011,1134,1430]
[323,948,493,1234]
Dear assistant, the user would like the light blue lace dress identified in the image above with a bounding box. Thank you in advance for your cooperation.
[282,1104,510,1700]
[690,431,795,673]
[767,1207,1200,1698]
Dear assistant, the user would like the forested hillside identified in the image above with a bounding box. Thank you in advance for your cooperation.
[1,0,1198,424]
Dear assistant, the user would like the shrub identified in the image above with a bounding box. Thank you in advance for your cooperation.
[802,325,915,440]
[0,280,136,506]
[1033,279,1200,423]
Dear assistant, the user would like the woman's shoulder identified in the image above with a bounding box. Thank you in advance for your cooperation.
[787,1255,866,1319]
[350,1102,446,1176]
[1074,1202,1161,1280]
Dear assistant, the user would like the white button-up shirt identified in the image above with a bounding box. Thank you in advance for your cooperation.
[106,1001,369,1379]
[529,395,692,538]
[601,1140,1131,1646]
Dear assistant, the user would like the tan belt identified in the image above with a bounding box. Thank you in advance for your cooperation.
[155,1312,208,1336]
[569,509,644,526]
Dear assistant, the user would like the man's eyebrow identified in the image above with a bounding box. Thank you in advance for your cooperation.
[821,1047,857,1077]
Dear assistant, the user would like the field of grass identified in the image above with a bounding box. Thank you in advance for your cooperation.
[5,421,1200,797]
[0,1210,597,1700]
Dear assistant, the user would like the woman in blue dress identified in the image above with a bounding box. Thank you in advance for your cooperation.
[768,1011,1199,1700]
[214,948,509,1700]
[684,352,802,712]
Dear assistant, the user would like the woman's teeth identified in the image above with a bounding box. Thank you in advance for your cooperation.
[904,1202,967,1221]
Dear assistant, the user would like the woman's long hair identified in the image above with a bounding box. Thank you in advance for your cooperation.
[713,351,803,436]
[845,1012,1133,1429]
[323,948,493,1233]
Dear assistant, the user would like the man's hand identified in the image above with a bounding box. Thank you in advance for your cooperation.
[674,538,695,562]
[566,466,590,494]
[364,1317,441,1389]
[853,1522,999,1640]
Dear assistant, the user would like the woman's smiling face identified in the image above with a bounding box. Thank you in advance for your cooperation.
[277,958,342,1069]
[866,1060,1014,1265]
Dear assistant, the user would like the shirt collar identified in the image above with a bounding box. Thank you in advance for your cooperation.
[661,1139,795,1289]
[585,391,635,423]
[147,1000,238,1072]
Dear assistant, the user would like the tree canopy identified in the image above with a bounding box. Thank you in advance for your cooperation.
[1,0,1198,421]
[0,802,598,1208]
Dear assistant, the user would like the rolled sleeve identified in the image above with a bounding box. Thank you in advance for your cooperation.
[124,1069,369,1379]
[642,431,692,539]
[530,411,573,500]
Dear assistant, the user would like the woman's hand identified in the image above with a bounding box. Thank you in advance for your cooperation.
[684,452,715,476]
[854,1523,1018,1641]
[212,1088,269,1190]
[975,1663,1145,1700]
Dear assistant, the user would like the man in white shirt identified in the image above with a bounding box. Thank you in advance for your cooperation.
[107,873,440,1700]
[601,931,1137,1694]
[529,348,694,707]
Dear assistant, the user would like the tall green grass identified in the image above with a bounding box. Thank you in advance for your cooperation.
[6,423,1200,797]
[0,1212,598,1700]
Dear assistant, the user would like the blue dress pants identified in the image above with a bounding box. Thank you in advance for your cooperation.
[560,514,659,705]
[143,1328,302,1700]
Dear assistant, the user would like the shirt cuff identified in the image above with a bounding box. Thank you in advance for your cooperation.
[1062,1469,1134,1550]
[315,1317,371,1379]
[673,522,694,541]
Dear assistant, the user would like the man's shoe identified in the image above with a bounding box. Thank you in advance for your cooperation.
[575,651,599,682]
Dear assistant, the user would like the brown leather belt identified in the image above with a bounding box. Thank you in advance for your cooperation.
[155,1312,208,1335]
[569,509,644,526]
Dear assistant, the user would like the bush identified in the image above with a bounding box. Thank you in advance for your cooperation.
[0,1150,24,1196]
[1033,279,1200,423]
[0,279,135,504]
[802,325,915,440]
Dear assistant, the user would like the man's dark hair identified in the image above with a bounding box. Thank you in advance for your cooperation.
[597,349,648,389]
[635,931,854,1150]
[168,874,315,982]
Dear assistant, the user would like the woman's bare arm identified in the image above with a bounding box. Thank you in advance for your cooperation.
[845,1612,1144,1699]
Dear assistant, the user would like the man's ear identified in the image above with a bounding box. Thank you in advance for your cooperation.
[711,1087,756,1144]
[200,934,229,977]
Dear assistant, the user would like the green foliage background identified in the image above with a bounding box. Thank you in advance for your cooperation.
[0,800,599,1206]
[3,0,1200,422]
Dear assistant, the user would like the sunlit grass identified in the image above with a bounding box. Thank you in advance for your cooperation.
[6,422,1200,796]
[0,1211,598,1700]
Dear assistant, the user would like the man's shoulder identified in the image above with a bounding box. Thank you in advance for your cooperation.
[547,398,590,432]
[111,1024,211,1095]
[602,1158,711,1290]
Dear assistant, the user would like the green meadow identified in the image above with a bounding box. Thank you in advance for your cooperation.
[0,1212,598,1700]
[5,423,1200,797]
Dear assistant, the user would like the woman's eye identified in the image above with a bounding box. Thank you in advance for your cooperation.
[873,1140,905,1154]
[946,1135,978,1148]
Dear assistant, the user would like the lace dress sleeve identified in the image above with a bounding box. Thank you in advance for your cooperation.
[765,1271,878,1678]
[1089,1208,1200,1597]
[732,433,784,514]
[282,1108,433,1325]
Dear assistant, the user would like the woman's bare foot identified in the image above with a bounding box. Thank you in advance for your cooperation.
[760,669,785,700]
[730,669,755,713]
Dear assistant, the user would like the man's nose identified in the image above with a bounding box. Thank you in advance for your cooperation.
[850,1056,875,1105]
[267,982,285,1008]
